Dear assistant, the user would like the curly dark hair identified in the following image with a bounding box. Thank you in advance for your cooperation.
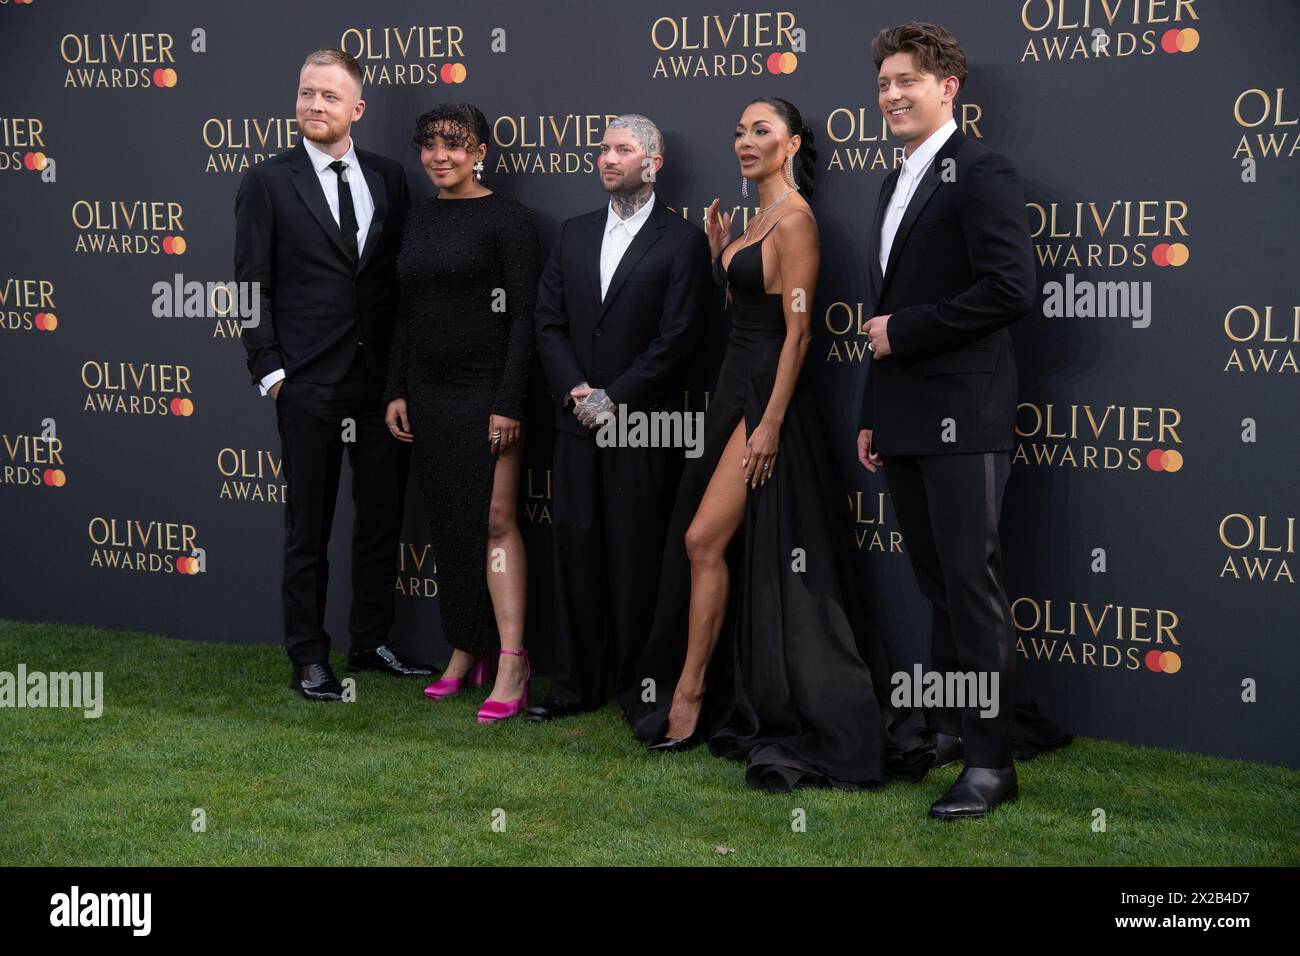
[871,22,968,95]
[411,103,489,152]
[746,96,817,200]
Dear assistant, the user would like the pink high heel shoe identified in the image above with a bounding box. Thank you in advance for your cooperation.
[423,656,493,700]
[476,649,530,724]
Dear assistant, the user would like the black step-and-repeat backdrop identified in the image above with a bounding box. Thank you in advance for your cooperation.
[2,1,1296,766]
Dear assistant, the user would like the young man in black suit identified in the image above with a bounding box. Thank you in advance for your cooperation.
[529,114,711,720]
[235,48,427,700]
[855,23,1037,817]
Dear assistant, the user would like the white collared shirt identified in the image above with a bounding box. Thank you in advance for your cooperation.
[258,135,377,397]
[600,191,656,300]
[878,117,957,274]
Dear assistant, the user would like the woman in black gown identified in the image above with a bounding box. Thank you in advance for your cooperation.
[384,104,541,722]
[618,97,934,790]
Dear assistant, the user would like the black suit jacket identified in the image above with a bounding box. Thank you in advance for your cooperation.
[534,197,711,437]
[858,130,1035,455]
[235,139,412,387]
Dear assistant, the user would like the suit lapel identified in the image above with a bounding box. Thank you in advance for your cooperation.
[289,141,356,264]
[879,129,966,300]
[583,208,605,312]
[355,152,388,273]
[868,168,898,305]
[599,200,664,321]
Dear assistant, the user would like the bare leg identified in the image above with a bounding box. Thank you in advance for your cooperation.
[485,441,528,703]
[665,420,749,740]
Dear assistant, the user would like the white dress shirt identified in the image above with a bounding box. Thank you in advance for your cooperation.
[258,134,376,396]
[600,191,655,300]
[878,117,957,275]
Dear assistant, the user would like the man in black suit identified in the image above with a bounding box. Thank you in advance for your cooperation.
[855,24,1036,817]
[235,48,427,700]
[528,114,711,719]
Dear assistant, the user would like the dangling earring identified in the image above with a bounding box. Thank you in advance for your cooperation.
[784,154,798,190]
[741,175,748,199]
[474,159,484,182]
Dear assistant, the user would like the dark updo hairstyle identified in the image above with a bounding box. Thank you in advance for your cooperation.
[746,96,817,200]
[411,102,490,154]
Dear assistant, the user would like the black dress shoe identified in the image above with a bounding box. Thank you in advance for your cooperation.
[524,697,595,721]
[928,766,1018,820]
[647,731,702,753]
[932,732,964,770]
[346,645,431,677]
[292,663,344,701]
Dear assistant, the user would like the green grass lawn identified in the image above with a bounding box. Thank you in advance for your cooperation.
[1,619,1295,866]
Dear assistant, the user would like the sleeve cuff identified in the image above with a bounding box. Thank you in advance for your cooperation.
[258,368,285,397]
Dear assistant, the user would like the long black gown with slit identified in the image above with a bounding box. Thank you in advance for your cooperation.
[618,221,937,792]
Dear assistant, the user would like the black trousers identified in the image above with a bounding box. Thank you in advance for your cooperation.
[883,450,1015,768]
[550,431,680,706]
[273,347,408,666]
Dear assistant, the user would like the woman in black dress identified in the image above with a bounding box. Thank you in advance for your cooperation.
[384,104,541,723]
[619,98,935,790]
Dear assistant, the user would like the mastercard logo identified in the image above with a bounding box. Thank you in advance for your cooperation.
[1145,448,1184,472]
[439,63,467,84]
[1144,649,1181,673]
[22,151,47,171]
[42,468,67,487]
[151,68,179,88]
[161,236,187,255]
[175,555,202,575]
[1160,28,1199,54]
[10,0,35,5]
[168,397,195,416]
[766,52,798,75]
[34,311,58,331]
[1151,242,1189,267]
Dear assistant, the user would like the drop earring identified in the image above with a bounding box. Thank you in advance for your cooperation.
[785,154,798,190]
[474,159,484,182]
[741,175,748,199]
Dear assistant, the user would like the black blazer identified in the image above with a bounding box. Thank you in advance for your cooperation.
[534,197,711,437]
[235,139,412,387]
[858,130,1035,455]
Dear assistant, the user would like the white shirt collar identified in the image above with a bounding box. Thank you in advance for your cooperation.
[605,191,656,235]
[900,117,957,180]
[303,134,359,175]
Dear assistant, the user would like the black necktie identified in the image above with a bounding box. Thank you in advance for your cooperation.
[328,160,359,260]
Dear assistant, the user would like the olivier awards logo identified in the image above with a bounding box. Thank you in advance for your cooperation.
[339,26,468,85]
[88,515,204,575]
[59,30,200,89]
[202,117,299,173]
[650,11,805,79]
[1014,401,1184,472]
[847,490,905,555]
[0,116,54,181]
[1012,595,1183,673]
[397,541,437,598]
[1218,513,1294,584]
[1222,304,1297,374]
[81,360,195,418]
[1,420,66,489]
[1,276,57,333]
[1028,198,1189,269]
[1233,87,1298,178]
[217,448,285,503]
[1019,0,1200,63]
[492,114,618,176]
[824,103,984,174]
[524,467,551,525]
[72,200,187,256]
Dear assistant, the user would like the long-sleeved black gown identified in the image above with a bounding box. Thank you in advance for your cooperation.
[384,192,541,653]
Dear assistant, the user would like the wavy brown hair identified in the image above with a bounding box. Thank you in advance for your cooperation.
[871,22,967,96]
